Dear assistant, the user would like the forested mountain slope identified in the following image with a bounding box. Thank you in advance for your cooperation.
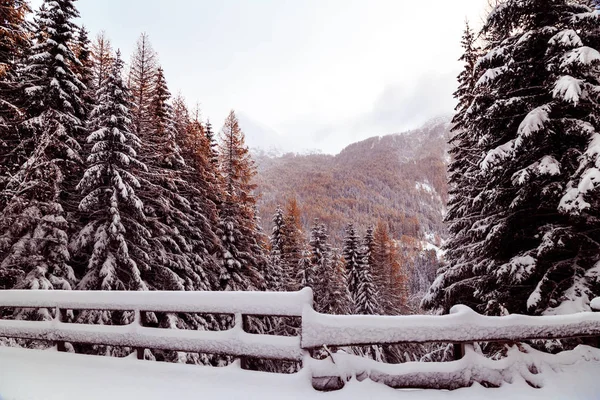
[254,117,452,245]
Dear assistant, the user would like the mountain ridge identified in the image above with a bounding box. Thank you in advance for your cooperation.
[254,116,453,245]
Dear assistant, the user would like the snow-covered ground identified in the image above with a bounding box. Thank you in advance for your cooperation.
[2,346,600,400]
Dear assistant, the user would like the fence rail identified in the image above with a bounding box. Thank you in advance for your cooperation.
[1,288,599,391]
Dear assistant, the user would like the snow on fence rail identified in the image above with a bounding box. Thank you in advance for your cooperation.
[1,289,600,391]
[302,304,600,350]
[0,288,313,362]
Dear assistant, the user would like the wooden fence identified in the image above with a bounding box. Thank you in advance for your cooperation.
[1,288,600,391]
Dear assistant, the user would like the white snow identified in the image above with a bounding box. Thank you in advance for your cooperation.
[309,344,600,392]
[518,105,551,138]
[553,75,583,105]
[561,47,600,68]
[537,155,561,176]
[549,30,583,48]
[495,255,536,284]
[423,241,445,260]
[1,344,600,400]
[560,168,600,213]
[0,287,313,316]
[301,304,600,348]
[0,316,302,360]
[481,140,515,171]
[415,181,434,194]
[476,66,508,87]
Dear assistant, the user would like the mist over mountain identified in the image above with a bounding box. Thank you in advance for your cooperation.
[254,117,452,245]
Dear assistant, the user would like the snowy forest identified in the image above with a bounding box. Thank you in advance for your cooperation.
[1,0,600,371]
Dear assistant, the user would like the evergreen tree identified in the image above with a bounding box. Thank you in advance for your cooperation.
[204,118,219,167]
[268,205,285,291]
[424,0,600,316]
[0,0,84,292]
[356,226,381,315]
[326,250,352,315]
[343,223,362,307]
[73,26,94,118]
[172,98,223,278]
[73,51,149,298]
[218,110,266,291]
[297,248,313,290]
[355,251,380,315]
[138,67,215,297]
[309,221,351,314]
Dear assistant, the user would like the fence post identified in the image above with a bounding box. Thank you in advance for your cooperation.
[235,313,249,369]
[134,310,144,360]
[55,307,66,352]
[590,300,600,349]
[453,343,465,360]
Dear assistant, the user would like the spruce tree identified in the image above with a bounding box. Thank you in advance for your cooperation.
[343,223,362,306]
[356,227,381,315]
[355,253,380,315]
[172,99,223,278]
[138,67,215,296]
[297,248,313,290]
[217,110,266,291]
[205,118,219,167]
[0,0,84,292]
[73,51,149,298]
[424,0,600,316]
[268,205,285,291]
[309,221,351,314]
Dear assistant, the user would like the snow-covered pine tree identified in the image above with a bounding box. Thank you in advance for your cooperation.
[137,66,216,299]
[62,25,95,236]
[424,0,600,317]
[326,250,352,315]
[353,251,384,360]
[129,33,157,137]
[73,26,95,118]
[363,226,376,272]
[309,221,351,314]
[354,255,381,360]
[0,0,84,294]
[267,205,285,291]
[204,118,219,168]
[429,21,483,316]
[73,51,149,300]
[343,223,362,308]
[90,31,113,91]
[356,229,381,315]
[308,220,327,310]
[217,110,267,291]
[172,99,223,279]
[296,247,312,286]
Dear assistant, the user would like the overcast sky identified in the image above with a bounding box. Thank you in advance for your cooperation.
[33,0,491,153]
